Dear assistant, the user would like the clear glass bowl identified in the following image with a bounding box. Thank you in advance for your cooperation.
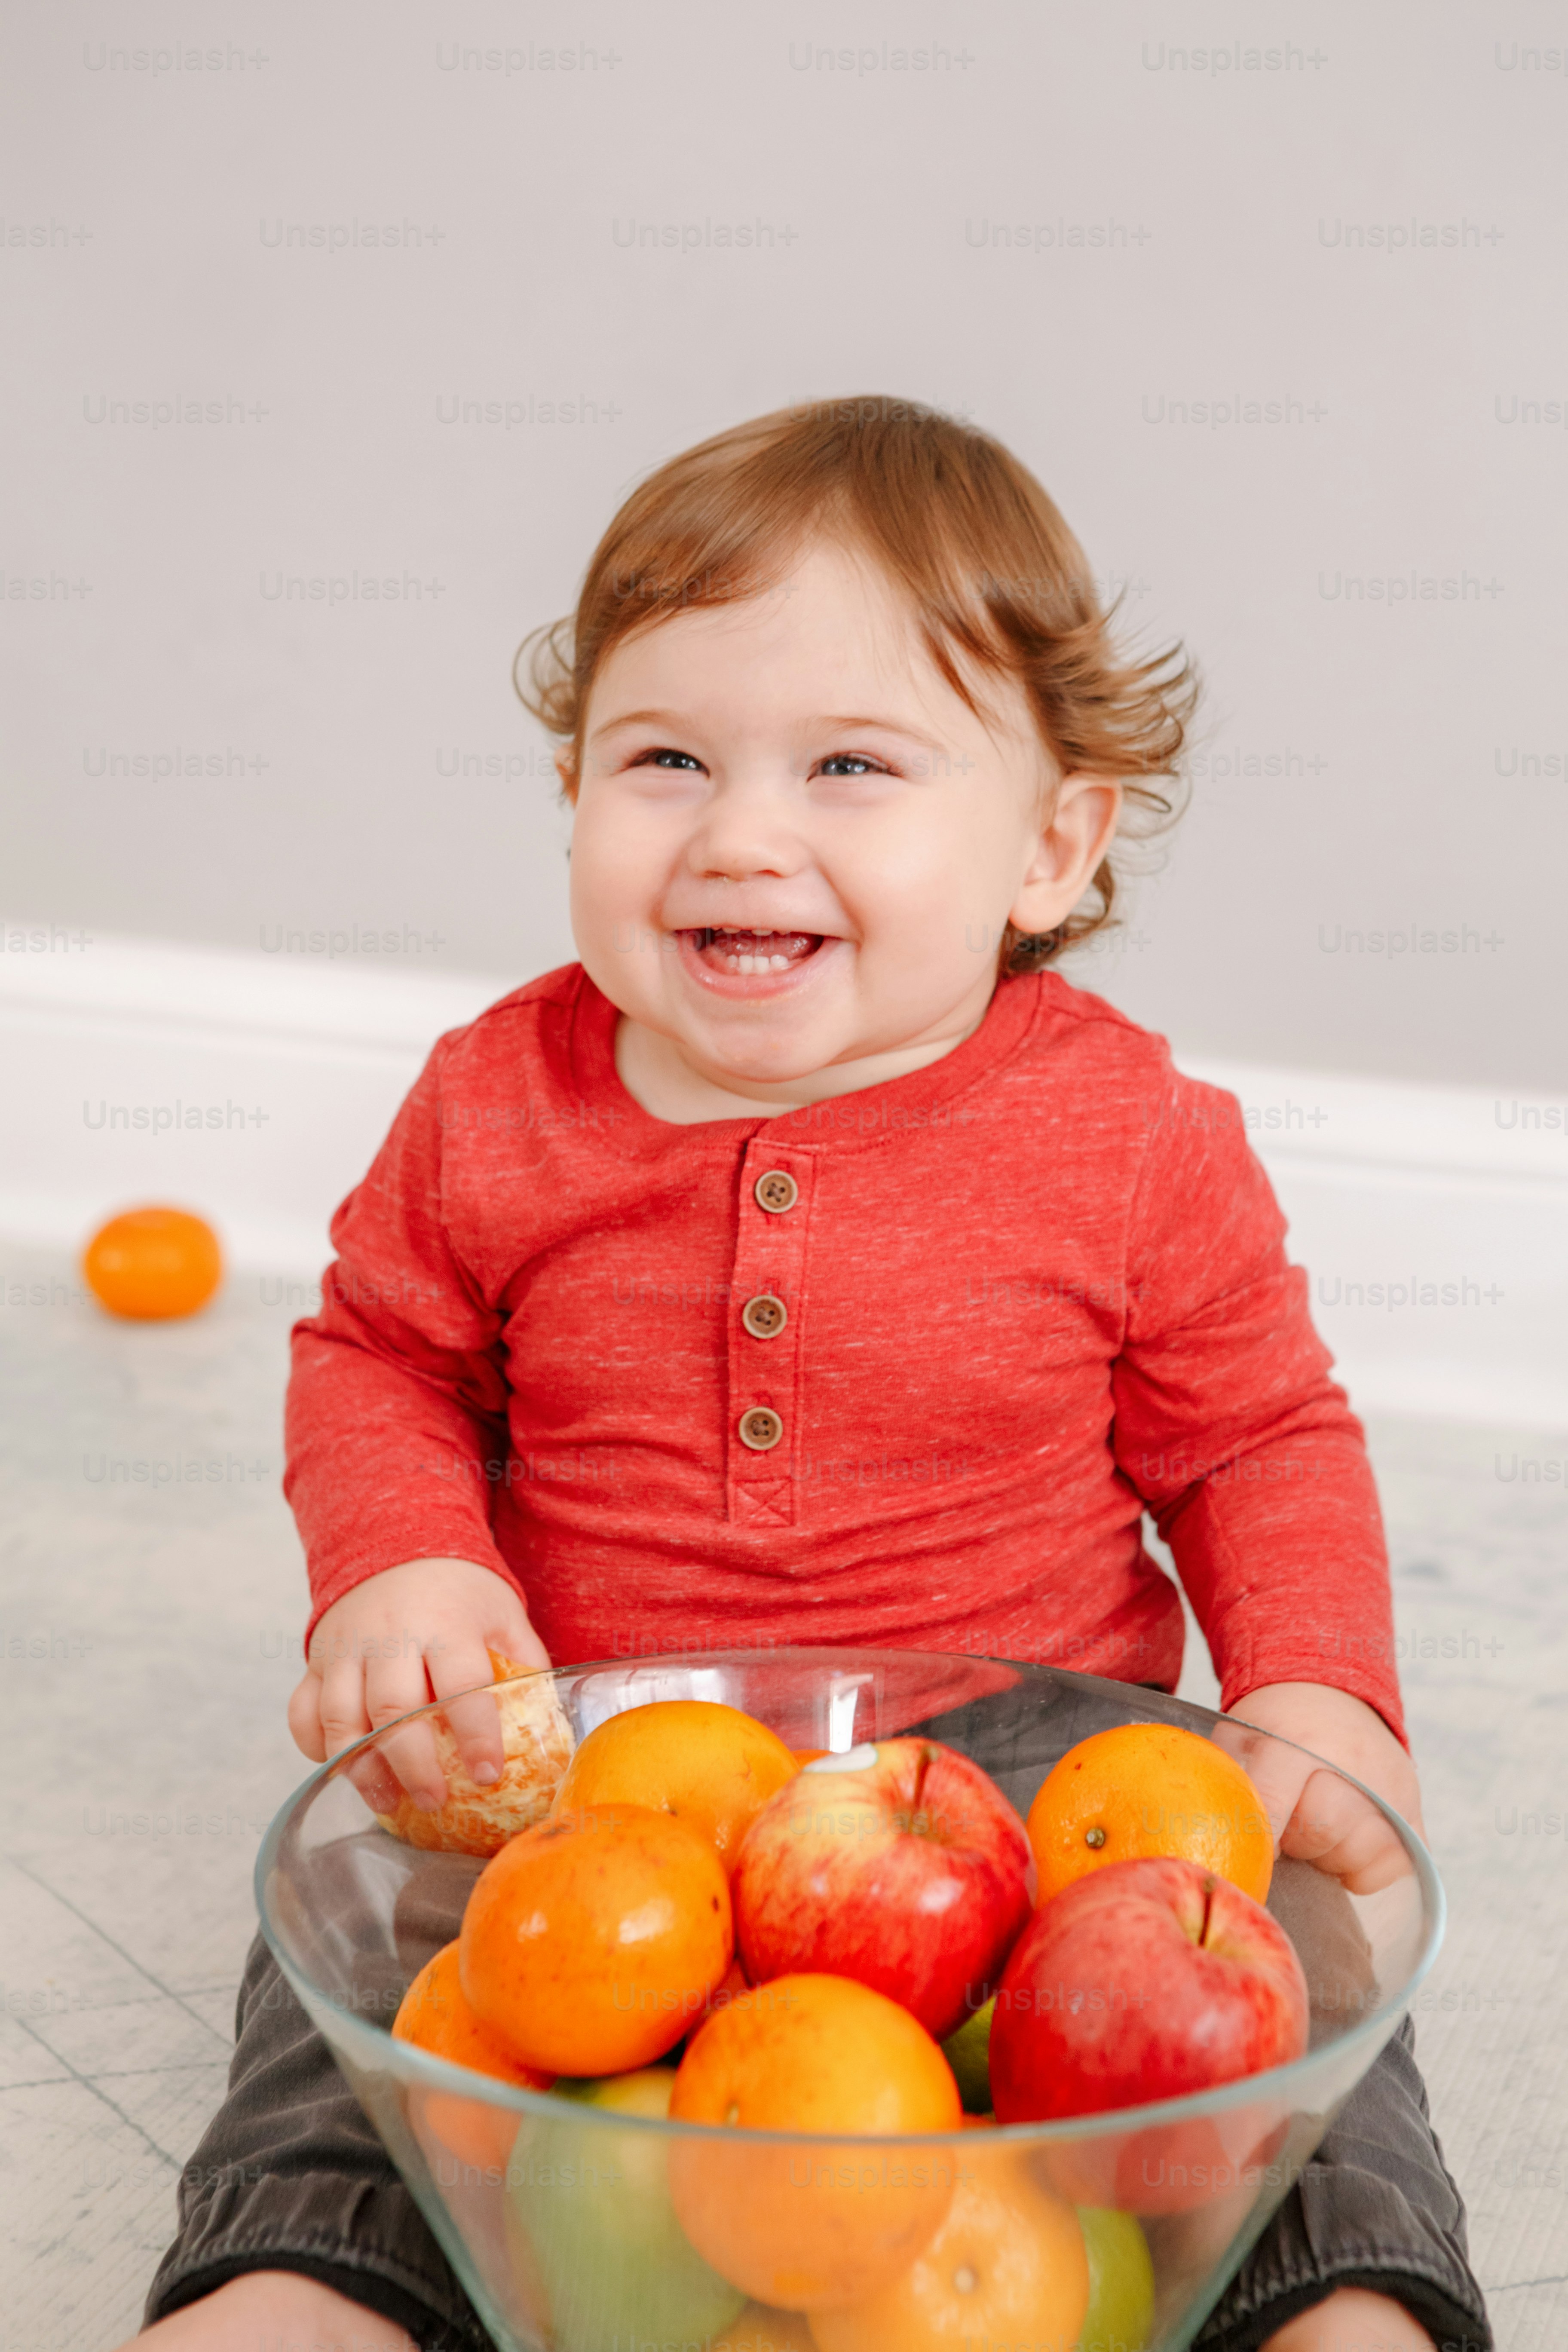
[256,1647,1442,2352]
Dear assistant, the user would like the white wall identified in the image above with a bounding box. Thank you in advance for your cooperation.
[4,934,1566,1429]
[3,0,1565,1095]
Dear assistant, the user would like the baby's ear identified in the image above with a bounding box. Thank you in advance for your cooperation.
[1020,772,1122,891]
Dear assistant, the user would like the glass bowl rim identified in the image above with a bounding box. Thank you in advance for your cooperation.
[256,1645,1445,2151]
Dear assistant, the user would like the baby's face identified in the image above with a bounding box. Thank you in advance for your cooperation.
[568,540,1107,1092]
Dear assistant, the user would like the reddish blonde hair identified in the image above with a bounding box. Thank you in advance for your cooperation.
[517,397,1194,967]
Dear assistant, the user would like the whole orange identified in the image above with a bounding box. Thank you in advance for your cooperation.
[808,2145,1089,2352]
[1026,1723,1274,1905]
[459,1802,732,2075]
[83,1206,222,1320]
[551,1700,799,1871]
[669,1973,962,2311]
[392,1939,551,2170]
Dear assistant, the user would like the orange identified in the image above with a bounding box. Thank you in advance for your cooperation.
[551,1699,799,1871]
[809,2145,1088,2352]
[668,1973,962,2310]
[392,1940,551,2170]
[83,1206,221,1319]
[459,1802,732,2075]
[1026,1722,1274,1905]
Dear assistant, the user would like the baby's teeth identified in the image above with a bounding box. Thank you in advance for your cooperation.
[725,954,740,971]
[768,954,790,971]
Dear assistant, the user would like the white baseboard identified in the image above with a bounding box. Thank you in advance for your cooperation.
[3,926,1565,1428]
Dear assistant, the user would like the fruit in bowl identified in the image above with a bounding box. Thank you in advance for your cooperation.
[260,1654,1438,2352]
[392,1939,552,2169]
[1026,1721,1275,1905]
[461,1801,733,2074]
[992,1854,1308,2214]
[733,1739,1034,2039]
[1076,2204,1157,2352]
[550,1697,800,1870]
[808,2141,1090,2352]
[507,2064,746,2352]
[374,1652,575,1857]
[992,1855,1309,2126]
[668,1972,962,2309]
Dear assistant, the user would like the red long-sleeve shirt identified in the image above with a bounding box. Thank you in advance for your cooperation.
[284,962,1405,1740]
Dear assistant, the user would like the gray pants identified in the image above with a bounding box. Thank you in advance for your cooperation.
[144,1934,1490,2352]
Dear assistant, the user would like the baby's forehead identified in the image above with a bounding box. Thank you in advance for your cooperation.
[592,537,1027,739]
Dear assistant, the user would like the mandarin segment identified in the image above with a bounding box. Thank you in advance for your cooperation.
[460,1801,733,2075]
[1026,1722,1275,1903]
[551,1698,799,1870]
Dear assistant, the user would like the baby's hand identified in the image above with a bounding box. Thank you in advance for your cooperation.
[286,1558,548,1810]
[1214,1681,1426,1895]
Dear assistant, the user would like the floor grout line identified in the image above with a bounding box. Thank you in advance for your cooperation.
[65,2064,230,2085]
[0,1851,235,2052]
[5,2008,184,2176]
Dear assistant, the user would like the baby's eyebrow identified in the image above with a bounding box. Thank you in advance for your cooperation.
[814,713,949,751]
[589,707,952,756]
[589,707,689,737]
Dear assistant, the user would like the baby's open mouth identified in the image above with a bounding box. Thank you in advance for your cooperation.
[684,928,825,976]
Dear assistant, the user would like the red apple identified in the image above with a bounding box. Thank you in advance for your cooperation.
[991,1856,1308,2126]
[732,1739,1034,2040]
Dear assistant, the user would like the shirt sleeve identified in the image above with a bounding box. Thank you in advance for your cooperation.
[1111,1061,1406,1744]
[284,1034,518,1648]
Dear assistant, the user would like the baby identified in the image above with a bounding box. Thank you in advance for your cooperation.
[128,402,1487,2352]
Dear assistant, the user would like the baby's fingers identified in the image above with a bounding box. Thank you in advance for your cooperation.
[288,1662,401,1812]
[288,1668,328,1763]
[1280,1767,1414,1895]
[365,1648,449,1812]
[432,1640,508,1788]
[318,1653,373,1758]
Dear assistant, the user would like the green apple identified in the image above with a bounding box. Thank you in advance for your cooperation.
[505,2066,745,2352]
[1076,2204,1156,2352]
[941,1995,995,2114]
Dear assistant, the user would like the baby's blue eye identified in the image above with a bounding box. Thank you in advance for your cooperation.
[645,747,703,770]
[818,754,882,777]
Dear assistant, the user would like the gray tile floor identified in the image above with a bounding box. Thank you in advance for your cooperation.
[1,1245,1564,2349]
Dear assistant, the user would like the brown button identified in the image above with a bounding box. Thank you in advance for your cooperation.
[753,1169,799,1215]
[741,1292,788,1341]
[738,1406,784,1451]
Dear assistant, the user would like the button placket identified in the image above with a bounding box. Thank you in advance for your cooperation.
[727,1145,811,1526]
